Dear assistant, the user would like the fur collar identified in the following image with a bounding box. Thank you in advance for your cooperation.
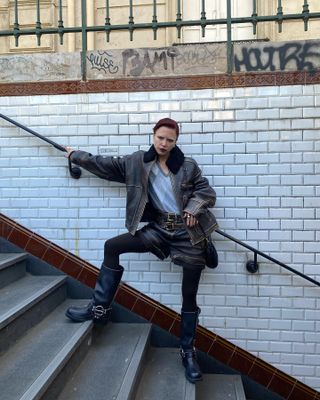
[143,145,185,174]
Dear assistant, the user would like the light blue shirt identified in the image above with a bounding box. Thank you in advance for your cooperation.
[148,162,180,213]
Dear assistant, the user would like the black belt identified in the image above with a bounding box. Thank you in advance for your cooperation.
[155,211,185,231]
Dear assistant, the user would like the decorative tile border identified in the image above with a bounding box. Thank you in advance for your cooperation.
[1,213,319,400]
[0,71,320,97]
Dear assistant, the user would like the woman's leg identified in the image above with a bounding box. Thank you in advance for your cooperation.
[181,268,202,312]
[103,232,149,268]
[180,267,203,383]
[66,232,148,323]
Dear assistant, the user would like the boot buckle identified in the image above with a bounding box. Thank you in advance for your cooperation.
[92,305,110,319]
[180,347,196,358]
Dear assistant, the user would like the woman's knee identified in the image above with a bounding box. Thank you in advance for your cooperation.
[104,237,121,257]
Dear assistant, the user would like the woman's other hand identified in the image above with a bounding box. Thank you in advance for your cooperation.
[64,146,75,158]
[183,212,198,227]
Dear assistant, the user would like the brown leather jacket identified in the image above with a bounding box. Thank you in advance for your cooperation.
[70,145,218,245]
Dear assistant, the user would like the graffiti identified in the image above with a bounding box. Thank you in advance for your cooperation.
[122,48,178,76]
[175,45,219,70]
[234,42,320,72]
[87,51,119,74]
[122,45,220,76]
[0,56,71,81]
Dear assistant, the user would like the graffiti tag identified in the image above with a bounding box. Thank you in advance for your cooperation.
[87,51,119,74]
[122,48,179,76]
[234,42,320,72]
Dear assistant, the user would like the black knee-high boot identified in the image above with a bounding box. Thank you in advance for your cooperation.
[180,307,202,383]
[65,264,124,324]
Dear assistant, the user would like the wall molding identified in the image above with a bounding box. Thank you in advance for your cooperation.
[1,71,320,97]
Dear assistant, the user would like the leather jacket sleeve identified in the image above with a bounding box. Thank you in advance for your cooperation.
[183,162,216,217]
[70,150,126,183]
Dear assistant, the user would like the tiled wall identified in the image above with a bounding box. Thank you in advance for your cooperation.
[0,85,319,390]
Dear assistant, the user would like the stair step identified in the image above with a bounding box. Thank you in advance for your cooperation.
[0,299,93,400]
[197,374,246,400]
[134,347,195,400]
[0,274,67,355]
[54,322,151,400]
[0,253,28,289]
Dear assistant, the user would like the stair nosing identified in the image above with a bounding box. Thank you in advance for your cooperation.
[0,253,28,271]
[19,319,93,400]
[116,323,152,400]
[201,374,247,400]
[232,375,247,400]
[0,275,67,330]
[184,380,196,400]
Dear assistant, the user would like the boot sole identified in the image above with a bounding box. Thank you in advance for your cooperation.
[65,309,91,322]
[65,310,109,325]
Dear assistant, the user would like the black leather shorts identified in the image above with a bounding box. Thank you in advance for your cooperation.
[136,222,206,270]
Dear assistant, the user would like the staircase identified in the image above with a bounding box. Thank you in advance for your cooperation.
[0,251,249,400]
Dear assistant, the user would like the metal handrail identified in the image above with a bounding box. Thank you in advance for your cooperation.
[215,228,320,287]
[0,113,81,179]
[1,111,318,286]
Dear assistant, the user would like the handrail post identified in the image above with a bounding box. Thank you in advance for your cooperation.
[246,252,259,273]
[81,0,88,81]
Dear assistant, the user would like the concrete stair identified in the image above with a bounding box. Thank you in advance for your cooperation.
[0,251,249,400]
[197,375,246,400]
[134,347,196,400]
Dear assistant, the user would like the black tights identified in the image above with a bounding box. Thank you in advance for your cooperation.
[103,233,202,312]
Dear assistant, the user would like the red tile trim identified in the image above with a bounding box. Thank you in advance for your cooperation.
[0,212,318,400]
[0,71,319,97]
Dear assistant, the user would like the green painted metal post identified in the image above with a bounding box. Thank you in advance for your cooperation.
[252,0,257,35]
[226,0,233,74]
[129,0,134,41]
[277,0,283,33]
[303,0,310,31]
[36,0,42,45]
[81,0,88,81]
[58,0,64,45]
[105,0,111,42]
[201,0,206,38]
[176,0,182,39]
[152,0,158,40]
[13,0,19,47]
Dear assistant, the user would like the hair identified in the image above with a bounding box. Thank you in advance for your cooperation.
[153,118,180,137]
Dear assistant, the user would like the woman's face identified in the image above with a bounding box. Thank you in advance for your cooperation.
[153,126,177,159]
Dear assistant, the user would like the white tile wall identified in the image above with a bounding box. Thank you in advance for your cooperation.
[0,85,319,390]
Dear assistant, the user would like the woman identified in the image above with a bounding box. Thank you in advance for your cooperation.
[64,118,218,383]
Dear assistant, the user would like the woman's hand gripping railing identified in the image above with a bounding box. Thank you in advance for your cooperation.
[0,113,81,179]
[215,228,320,287]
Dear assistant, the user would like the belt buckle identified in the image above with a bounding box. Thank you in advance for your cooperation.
[165,222,175,231]
[167,213,176,222]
